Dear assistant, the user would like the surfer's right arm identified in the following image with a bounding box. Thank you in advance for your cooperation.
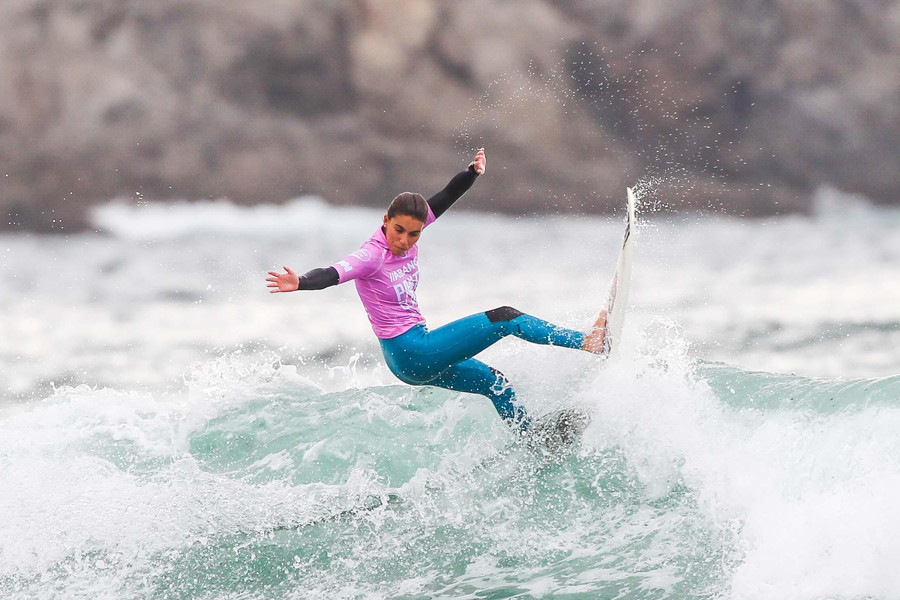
[267,241,384,292]
[266,266,339,292]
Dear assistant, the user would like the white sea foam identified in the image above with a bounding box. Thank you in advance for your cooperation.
[573,322,900,599]
[3,189,900,598]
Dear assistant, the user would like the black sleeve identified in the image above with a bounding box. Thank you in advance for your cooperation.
[298,266,339,290]
[427,164,479,219]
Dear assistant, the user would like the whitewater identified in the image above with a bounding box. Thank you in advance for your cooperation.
[3,186,900,600]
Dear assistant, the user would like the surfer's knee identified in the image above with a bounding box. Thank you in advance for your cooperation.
[485,306,524,323]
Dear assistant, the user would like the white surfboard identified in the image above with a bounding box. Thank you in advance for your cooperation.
[602,187,636,356]
[527,187,636,452]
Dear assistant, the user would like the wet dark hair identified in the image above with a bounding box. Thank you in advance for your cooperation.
[387,192,428,223]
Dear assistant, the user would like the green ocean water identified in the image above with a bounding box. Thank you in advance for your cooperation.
[4,347,900,600]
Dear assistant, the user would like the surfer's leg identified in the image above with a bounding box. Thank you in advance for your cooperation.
[418,308,585,366]
[380,317,503,384]
[427,358,530,430]
[488,306,609,355]
[484,306,586,349]
[381,309,586,384]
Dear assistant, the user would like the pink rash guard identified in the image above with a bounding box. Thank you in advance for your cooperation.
[331,206,437,339]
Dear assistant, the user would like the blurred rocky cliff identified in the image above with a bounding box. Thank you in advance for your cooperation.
[2,0,899,231]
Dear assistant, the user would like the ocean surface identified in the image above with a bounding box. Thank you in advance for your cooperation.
[3,186,900,599]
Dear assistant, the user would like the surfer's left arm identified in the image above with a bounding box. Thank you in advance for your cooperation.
[428,148,485,219]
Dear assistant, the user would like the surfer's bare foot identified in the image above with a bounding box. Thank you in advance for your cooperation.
[582,310,608,354]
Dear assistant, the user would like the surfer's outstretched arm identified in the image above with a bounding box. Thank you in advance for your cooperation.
[266,265,339,292]
[428,148,485,219]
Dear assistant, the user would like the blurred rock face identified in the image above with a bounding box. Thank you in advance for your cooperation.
[1,0,898,231]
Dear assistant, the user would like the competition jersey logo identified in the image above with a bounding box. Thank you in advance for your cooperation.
[387,257,419,310]
[337,248,375,274]
[351,248,372,262]
[392,271,420,310]
[387,258,418,282]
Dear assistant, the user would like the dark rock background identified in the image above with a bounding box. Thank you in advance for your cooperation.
[1,0,898,231]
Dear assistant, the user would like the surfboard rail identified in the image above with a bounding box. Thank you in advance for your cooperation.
[602,186,636,356]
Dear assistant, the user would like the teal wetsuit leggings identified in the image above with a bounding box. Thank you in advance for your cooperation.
[379,306,585,430]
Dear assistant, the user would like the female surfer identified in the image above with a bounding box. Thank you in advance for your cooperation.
[266,149,608,431]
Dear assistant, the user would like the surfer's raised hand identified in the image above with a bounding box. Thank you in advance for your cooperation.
[266,266,300,293]
[471,148,486,175]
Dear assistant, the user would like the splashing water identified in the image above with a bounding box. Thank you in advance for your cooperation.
[4,308,900,599]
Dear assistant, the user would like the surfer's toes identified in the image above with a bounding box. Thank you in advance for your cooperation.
[582,310,608,355]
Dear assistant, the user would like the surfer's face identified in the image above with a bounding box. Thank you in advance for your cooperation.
[383,214,424,256]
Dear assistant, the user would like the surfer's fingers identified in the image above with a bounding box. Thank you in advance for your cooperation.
[472,149,486,174]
